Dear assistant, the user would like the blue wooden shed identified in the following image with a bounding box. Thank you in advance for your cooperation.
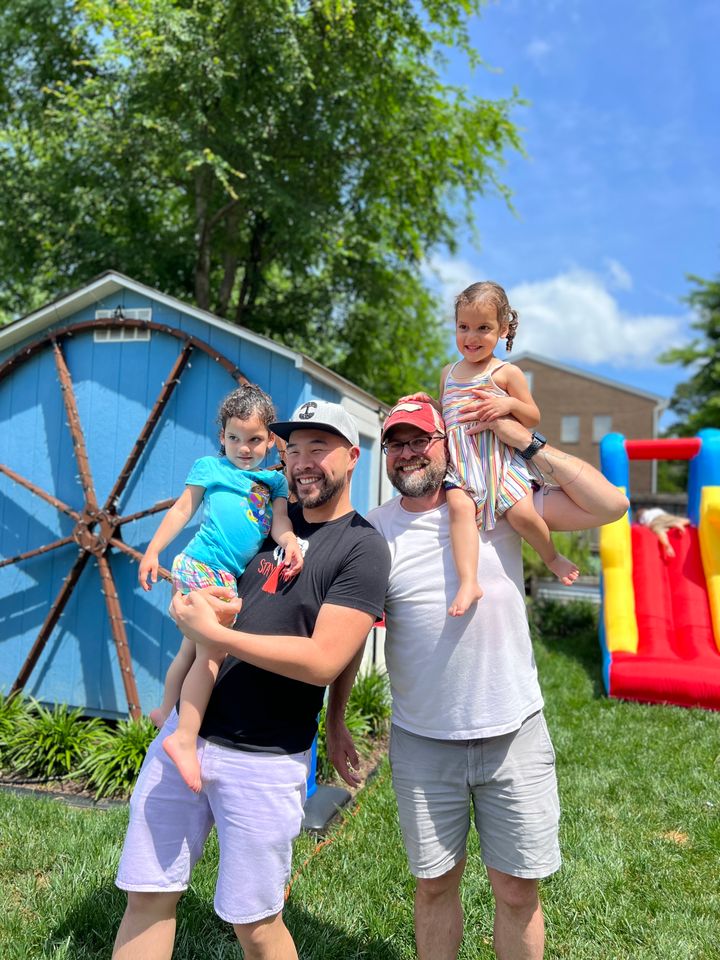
[0,271,390,718]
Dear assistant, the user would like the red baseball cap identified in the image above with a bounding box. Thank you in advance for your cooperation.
[381,393,446,440]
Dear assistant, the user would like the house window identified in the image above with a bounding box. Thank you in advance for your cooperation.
[94,308,152,342]
[561,415,580,444]
[523,370,534,392]
[592,415,613,443]
[94,326,150,342]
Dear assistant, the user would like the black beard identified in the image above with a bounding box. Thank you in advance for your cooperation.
[290,474,346,510]
[387,458,446,498]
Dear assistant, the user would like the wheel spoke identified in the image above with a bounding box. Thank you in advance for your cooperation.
[115,498,176,526]
[97,554,142,719]
[109,537,172,582]
[52,339,98,513]
[3,319,247,714]
[0,463,81,520]
[12,550,90,693]
[104,343,194,511]
[0,536,74,568]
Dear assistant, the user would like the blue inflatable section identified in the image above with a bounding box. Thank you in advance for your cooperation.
[688,429,720,525]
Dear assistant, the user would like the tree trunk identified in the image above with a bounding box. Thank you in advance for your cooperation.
[193,165,212,310]
[235,216,266,325]
[216,204,241,317]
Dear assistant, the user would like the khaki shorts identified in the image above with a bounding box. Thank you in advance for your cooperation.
[389,711,561,880]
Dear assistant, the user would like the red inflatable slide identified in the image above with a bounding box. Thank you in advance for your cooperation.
[609,524,720,709]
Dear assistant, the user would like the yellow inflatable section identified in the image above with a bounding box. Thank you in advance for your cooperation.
[599,493,638,654]
[698,486,720,654]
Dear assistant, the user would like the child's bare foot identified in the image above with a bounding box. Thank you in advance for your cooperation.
[163,731,202,792]
[448,582,484,617]
[149,707,167,729]
[548,554,579,586]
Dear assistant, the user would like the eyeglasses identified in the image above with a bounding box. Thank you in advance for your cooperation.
[381,434,445,456]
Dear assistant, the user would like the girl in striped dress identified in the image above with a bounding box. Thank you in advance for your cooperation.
[441,281,579,616]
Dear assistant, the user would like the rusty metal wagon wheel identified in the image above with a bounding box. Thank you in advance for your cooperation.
[0,315,249,718]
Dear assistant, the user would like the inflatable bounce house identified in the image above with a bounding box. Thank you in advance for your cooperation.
[599,428,720,710]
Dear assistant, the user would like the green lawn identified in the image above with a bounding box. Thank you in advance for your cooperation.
[2,601,719,959]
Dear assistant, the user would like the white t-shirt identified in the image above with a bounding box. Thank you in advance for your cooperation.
[367,497,543,740]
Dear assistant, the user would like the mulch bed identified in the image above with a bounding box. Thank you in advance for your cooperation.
[0,735,389,811]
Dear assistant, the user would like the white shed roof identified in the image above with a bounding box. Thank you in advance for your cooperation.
[0,271,387,413]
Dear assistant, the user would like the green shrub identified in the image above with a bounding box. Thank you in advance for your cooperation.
[79,715,157,799]
[348,666,391,736]
[522,529,600,580]
[530,598,598,640]
[315,702,371,783]
[0,692,31,768]
[6,701,104,779]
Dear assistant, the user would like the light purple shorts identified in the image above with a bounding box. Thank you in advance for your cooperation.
[116,711,310,925]
[170,553,238,596]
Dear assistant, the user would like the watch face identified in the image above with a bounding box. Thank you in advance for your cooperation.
[534,432,547,445]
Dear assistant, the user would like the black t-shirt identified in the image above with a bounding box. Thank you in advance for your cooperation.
[199,504,390,754]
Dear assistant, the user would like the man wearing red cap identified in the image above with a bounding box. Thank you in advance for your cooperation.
[327,393,628,960]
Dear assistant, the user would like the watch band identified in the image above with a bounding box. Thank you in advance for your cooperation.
[519,432,547,461]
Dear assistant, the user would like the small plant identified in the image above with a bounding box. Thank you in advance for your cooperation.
[315,702,371,783]
[522,529,600,583]
[530,598,598,641]
[0,692,31,768]
[348,666,391,737]
[6,700,104,779]
[79,715,157,799]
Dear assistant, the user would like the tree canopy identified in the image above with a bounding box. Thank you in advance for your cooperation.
[0,0,521,402]
[660,272,720,436]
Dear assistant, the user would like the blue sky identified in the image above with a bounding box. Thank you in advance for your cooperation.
[426,0,720,427]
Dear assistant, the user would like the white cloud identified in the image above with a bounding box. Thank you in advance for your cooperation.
[425,257,685,368]
[525,38,552,64]
[507,270,680,366]
[605,258,633,291]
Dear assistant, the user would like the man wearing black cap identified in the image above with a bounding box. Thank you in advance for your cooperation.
[327,393,628,960]
[113,400,390,960]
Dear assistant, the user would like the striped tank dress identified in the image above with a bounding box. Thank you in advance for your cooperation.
[442,360,535,531]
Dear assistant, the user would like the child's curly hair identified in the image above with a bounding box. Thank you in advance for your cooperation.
[454,281,519,352]
[217,383,276,434]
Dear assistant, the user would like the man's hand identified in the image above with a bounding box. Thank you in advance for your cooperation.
[170,590,224,646]
[203,586,243,627]
[170,586,242,633]
[326,717,362,787]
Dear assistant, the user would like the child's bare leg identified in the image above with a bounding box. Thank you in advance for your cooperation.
[150,634,196,729]
[162,644,224,792]
[505,494,579,585]
[447,487,484,617]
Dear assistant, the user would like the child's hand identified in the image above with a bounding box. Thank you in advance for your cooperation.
[282,539,304,578]
[470,391,514,422]
[138,551,159,591]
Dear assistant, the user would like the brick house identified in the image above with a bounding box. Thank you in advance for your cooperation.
[511,352,665,494]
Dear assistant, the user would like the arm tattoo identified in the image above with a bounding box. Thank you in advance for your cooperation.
[535,448,584,485]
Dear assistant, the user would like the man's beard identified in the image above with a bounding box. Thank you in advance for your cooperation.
[289,474,346,509]
[387,457,446,498]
